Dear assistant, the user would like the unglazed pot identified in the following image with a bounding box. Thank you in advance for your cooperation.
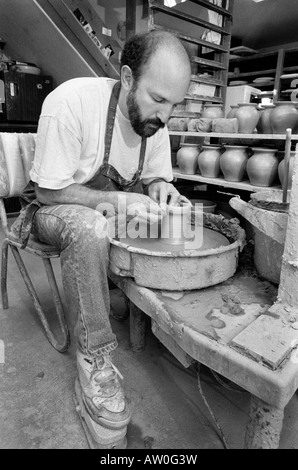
[258,104,275,134]
[160,203,193,245]
[234,103,260,134]
[176,143,200,174]
[246,147,279,187]
[226,105,238,119]
[269,101,298,134]
[201,103,224,119]
[278,151,298,190]
[219,145,248,182]
[197,145,222,178]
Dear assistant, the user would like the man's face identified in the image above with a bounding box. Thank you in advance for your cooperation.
[127,83,165,138]
[126,49,191,138]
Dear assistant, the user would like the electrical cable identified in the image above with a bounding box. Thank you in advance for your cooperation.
[196,363,229,449]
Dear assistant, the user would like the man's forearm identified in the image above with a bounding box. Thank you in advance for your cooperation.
[35,183,121,210]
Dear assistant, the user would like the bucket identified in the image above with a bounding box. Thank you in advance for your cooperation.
[229,194,288,284]
[253,228,284,284]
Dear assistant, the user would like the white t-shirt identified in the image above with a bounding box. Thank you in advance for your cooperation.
[30,77,173,190]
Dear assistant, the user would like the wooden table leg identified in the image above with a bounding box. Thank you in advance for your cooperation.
[244,395,284,449]
[129,301,146,352]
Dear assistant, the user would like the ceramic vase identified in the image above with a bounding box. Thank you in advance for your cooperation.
[269,101,298,134]
[226,105,238,119]
[201,104,224,119]
[176,143,200,174]
[219,145,248,182]
[197,145,222,178]
[234,103,260,134]
[258,104,275,134]
[246,147,279,187]
[278,151,298,189]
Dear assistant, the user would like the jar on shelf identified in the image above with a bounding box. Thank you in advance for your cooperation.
[176,143,200,175]
[258,104,275,134]
[269,101,298,134]
[201,103,224,119]
[278,150,298,190]
[226,105,238,119]
[219,145,249,182]
[197,145,222,178]
[246,147,279,187]
[234,103,260,134]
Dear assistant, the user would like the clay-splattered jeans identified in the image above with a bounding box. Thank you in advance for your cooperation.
[31,204,118,357]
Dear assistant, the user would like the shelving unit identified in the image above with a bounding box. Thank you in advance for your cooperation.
[170,131,298,193]
[148,0,234,120]
[228,46,298,103]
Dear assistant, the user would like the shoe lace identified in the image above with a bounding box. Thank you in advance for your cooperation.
[92,354,124,381]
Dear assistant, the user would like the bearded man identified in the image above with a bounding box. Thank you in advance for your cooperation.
[16,30,191,432]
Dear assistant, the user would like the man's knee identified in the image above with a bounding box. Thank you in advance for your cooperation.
[65,207,110,247]
[34,204,110,250]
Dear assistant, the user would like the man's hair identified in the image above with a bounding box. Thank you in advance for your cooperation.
[120,30,190,83]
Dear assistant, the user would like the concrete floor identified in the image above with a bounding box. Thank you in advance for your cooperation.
[1,223,298,450]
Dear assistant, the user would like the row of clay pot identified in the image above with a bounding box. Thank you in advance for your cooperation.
[201,101,298,134]
[176,143,296,189]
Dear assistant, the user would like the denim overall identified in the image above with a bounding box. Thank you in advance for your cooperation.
[17,80,147,356]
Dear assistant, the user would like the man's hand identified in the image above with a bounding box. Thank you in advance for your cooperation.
[117,193,163,225]
[147,180,190,211]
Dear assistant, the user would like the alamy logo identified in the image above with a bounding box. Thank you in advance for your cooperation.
[94,196,204,246]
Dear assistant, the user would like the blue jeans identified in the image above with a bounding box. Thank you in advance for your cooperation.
[31,204,118,356]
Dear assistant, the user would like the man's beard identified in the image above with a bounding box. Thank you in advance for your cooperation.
[127,87,165,138]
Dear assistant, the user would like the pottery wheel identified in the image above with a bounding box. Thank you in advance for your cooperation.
[119,227,230,253]
[109,216,245,291]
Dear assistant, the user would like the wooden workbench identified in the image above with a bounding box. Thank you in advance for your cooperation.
[110,269,298,449]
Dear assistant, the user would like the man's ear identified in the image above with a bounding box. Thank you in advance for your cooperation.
[121,65,133,91]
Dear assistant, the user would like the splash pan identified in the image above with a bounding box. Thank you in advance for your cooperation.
[109,213,245,291]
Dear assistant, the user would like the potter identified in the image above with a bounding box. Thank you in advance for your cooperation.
[10,30,193,444]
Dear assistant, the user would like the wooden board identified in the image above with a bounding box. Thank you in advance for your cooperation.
[231,312,298,370]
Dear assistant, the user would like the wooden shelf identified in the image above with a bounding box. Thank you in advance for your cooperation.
[172,168,281,193]
[188,0,233,18]
[149,0,230,35]
[229,50,278,64]
[151,24,228,53]
[169,131,298,140]
[228,69,277,79]
[184,95,223,103]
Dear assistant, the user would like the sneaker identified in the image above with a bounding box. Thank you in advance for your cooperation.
[76,350,131,430]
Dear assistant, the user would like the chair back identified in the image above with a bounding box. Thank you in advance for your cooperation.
[0,132,36,198]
